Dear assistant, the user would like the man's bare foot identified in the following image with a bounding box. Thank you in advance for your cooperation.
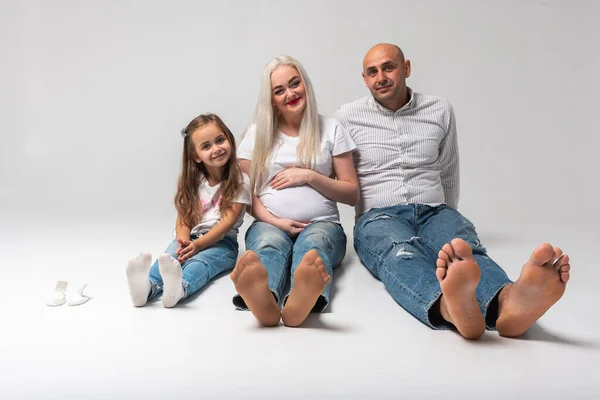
[496,243,570,337]
[282,250,330,327]
[436,238,485,340]
[230,251,280,327]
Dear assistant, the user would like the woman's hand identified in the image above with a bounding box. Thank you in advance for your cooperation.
[274,218,309,238]
[270,167,314,190]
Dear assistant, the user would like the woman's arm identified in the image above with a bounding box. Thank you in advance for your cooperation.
[269,151,360,206]
[240,158,307,237]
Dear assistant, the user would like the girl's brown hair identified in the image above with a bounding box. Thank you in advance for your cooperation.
[175,113,242,228]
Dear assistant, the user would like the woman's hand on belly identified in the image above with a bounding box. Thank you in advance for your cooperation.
[270,167,315,190]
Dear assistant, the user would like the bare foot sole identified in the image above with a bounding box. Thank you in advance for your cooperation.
[436,238,485,340]
[282,250,330,327]
[496,243,570,337]
[230,251,280,327]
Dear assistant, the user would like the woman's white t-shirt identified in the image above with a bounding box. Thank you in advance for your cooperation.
[189,172,251,237]
[237,116,356,223]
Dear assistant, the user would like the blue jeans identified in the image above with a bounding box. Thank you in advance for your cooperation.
[354,204,512,330]
[148,234,238,300]
[233,220,347,312]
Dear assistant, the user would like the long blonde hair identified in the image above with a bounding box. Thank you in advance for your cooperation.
[247,55,321,193]
[175,113,242,228]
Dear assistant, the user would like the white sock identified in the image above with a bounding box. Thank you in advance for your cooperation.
[158,254,184,308]
[125,252,152,307]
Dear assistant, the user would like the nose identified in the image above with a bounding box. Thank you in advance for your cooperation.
[376,71,387,84]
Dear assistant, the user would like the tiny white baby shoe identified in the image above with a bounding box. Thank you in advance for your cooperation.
[67,284,90,306]
[46,280,68,306]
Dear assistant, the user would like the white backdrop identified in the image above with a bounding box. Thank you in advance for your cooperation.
[2,0,599,239]
[1,2,599,399]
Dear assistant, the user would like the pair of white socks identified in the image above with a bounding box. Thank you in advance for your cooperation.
[126,253,184,308]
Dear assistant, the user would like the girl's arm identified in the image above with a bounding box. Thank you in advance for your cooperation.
[193,202,245,250]
[269,152,360,206]
[175,214,191,241]
[178,202,246,262]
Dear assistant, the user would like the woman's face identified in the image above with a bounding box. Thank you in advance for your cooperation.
[270,65,307,118]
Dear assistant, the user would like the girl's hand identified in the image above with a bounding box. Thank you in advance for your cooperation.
[176,238,190,257]
[270,167,313,190]
[178,240,200,263]
[274,218,309,238]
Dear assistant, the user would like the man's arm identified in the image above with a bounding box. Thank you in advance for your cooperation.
[439,103,460,209]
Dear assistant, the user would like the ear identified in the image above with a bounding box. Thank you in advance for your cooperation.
[362,71,367,86]
[404,60,411,78]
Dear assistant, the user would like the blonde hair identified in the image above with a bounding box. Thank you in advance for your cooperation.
[175,113,242,228]
[247,55,321,193]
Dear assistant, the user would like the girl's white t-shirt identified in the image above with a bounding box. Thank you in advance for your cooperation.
[189,172,251,237]
[237,115,356,223]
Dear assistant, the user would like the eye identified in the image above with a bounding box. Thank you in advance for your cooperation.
[291,80,300,88]
[274,89,284,95]
[216,136,226,144]
[384,65,394,71]
[201,144,210,150]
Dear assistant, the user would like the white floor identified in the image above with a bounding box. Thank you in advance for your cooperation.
[1,210,598,400]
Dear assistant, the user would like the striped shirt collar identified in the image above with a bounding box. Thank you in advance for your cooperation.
[368,86,416,113]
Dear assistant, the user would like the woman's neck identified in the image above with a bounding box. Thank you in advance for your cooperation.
[279,113,302,136]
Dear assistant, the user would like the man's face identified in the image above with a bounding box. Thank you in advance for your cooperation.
[362,46,411,106]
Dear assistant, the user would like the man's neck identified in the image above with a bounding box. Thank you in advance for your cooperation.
[378,88,410,112]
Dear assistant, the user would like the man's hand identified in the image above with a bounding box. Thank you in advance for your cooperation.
[270,167,314,190]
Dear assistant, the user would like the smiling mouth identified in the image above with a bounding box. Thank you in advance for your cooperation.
[377,85,392,91]
[212,153,226,160]
[287,98,301,106]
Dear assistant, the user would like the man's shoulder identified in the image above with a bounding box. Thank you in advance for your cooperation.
[333,96,372,118]
[413,91,454,112]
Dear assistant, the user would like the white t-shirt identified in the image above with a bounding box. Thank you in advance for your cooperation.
[237,115,356,223]
[189,172,251,236]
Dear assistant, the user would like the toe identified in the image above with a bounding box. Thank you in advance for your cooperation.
[438,249,451,263]
[551,247,563,264]
[560,265,570,283]
[529,243,554,266]
[554,254,570,269]
[436,264,446,281]
[442,243,455,259]
[450,238,473,260]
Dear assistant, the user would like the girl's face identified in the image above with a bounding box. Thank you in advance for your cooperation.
[190,122,232,169]
[270,65,307,118]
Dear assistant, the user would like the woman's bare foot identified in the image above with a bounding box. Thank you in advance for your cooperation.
[436,238,485,340]
[496,243,570,337]
[230,251,280,327]
[282,250,330,327]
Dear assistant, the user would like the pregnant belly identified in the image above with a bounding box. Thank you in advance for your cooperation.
[259,185,338,222]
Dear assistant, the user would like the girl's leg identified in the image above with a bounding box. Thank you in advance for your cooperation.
[125,239,178,306]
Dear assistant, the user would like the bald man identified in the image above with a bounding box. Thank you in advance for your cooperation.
[334,43,571,339]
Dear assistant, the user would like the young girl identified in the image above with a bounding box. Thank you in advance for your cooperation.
[230,55,359,327]
[126,113,250,308]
